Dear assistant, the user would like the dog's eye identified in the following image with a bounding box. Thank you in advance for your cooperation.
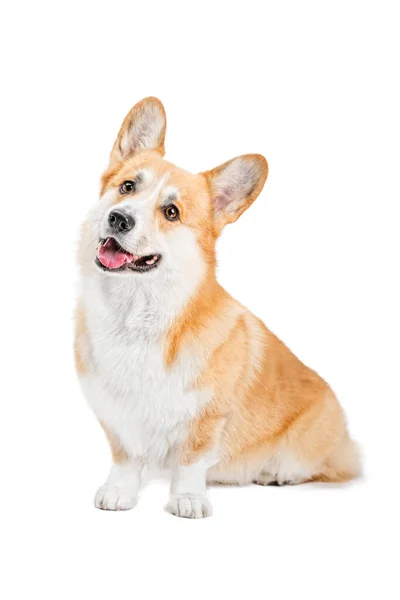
[120,180,136,194]
[163,204,180,221]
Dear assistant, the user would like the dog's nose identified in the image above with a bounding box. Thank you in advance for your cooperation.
[108,210,135,233]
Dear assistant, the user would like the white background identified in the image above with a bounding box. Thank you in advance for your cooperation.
[1,1,399,598]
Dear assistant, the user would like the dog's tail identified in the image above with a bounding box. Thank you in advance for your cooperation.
[311,434,362,483]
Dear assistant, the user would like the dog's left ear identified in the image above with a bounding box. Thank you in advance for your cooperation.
[202,154,268,234]
[109,97,166,167]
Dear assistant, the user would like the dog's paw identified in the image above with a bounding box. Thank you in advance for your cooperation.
[253,472,278,486]
[167,494,212,519]
[94,485,138,511]
[253,472,304,486]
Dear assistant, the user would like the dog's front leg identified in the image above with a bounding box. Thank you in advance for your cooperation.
[95,423,142,511]
[168,459,212,519]
[167,412,225,519]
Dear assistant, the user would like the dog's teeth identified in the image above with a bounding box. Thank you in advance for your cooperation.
[146,256,156,265]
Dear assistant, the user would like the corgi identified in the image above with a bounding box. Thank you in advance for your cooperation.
[75,97,360,518]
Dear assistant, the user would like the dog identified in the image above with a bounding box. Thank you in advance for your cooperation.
[75,97,360,518]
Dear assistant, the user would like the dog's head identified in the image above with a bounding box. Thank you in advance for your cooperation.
[81,97,268,282]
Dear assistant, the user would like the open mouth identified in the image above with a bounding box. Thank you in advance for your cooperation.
[96,237,162,273]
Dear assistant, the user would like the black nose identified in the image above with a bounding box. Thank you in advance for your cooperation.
[108,210,135,233]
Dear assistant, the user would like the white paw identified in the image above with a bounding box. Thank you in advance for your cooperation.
[167,494,212,519]
[94,485,138,511]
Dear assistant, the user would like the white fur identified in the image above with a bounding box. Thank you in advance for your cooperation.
[167,456,216,518]
[95,464,141,510]
[167,494,212,519]
[79,257,207,464]
[78,169,215,516]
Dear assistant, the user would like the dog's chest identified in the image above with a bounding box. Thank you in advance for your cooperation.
[81,282,200,463]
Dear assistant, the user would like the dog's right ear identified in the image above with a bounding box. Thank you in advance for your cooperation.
[109,97,166,167]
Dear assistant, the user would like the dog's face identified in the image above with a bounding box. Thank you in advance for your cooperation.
[82,97,268,282]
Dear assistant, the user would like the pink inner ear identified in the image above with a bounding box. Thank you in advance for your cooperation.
[214,189,233,213]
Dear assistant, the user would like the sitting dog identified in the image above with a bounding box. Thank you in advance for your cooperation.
[75,97,360,518]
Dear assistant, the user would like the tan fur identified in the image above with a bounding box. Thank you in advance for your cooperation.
[77,97,360,487]
[74,303,88,376]
[155,140,357,484]
[100,422,129,464]
[171,295,359,483]
[180,404,225,466]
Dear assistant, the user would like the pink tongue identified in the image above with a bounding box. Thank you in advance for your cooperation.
[98,238,134,269]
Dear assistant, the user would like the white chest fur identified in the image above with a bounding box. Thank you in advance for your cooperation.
[79,274,204,467]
